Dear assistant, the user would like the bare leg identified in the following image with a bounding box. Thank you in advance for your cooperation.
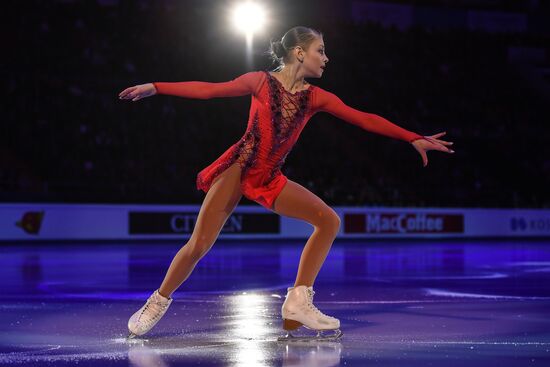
[271,180,340,287]
[158,163,243,297]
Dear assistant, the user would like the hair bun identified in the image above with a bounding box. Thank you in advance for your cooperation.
[266,27,321,70]
[272,41,286,59]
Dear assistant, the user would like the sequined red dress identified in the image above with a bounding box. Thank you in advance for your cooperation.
[153,71,424,210]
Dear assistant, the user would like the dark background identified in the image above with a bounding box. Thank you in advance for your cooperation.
[3,0,549,208]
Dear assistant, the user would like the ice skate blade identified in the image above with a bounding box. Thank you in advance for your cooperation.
[127,332,138,339]
[277,329,343,342]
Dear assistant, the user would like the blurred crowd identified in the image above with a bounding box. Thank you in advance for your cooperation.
[3,0,549,208]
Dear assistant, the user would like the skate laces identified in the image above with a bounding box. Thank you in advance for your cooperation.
[139,292,170,324]
[306,288,331,318]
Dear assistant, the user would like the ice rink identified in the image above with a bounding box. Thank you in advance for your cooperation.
[1,239,550,366]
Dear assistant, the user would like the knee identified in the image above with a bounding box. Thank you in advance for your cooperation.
[314,209,341,235]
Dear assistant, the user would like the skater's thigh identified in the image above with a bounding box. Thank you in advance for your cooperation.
[190,163,243,246]
[272,179,340,229]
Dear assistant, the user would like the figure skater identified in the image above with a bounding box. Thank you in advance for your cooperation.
[118,26,454,341]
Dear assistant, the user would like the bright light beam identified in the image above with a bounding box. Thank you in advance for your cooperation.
[232,1,266,37]
[230,2,267,69]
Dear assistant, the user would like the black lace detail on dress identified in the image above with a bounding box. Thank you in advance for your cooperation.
[237,110,261,177]
[196,145,238,190]
[196,111,260,190]
[265,71,311,183]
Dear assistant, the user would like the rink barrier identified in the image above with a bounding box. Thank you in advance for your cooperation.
[1,204,549,241]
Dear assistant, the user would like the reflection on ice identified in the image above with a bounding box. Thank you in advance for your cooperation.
[128,345,168,367]
[229,292,272,366]
[282,343,342,367]
[424,288,550,300]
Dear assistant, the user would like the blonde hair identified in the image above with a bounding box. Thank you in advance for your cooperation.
[268,26,323,71]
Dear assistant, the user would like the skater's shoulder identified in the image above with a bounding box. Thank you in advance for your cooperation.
[231,71,267,94]
[309,85,342,109]
[235,70,265,81]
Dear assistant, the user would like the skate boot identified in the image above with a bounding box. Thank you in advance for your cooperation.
[127,289,172,339]
[278,285,342,342]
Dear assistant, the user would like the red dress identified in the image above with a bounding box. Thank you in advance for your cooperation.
[153,71,424,210]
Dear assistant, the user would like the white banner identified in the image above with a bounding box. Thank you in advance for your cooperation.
[1,204,549,241]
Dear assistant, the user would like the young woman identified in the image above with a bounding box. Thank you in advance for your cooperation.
[119,26,454,341]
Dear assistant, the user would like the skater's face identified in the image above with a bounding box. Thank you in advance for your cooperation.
[293,36,329,78]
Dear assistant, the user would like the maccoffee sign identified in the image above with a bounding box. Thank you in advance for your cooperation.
[344,212,464,234]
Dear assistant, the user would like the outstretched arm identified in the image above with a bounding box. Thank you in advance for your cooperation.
[314,87,424,143]
[119,71,263,101]
[314,87,454,166]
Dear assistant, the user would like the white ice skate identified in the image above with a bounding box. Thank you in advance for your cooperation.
[278,285,343,342]
[127,289,172,339]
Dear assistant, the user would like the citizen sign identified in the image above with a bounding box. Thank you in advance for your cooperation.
[170,214,199,233]
[344,213,464,234]
[129,211,279,234]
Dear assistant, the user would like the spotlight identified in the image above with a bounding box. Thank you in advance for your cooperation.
[232,1,266,36]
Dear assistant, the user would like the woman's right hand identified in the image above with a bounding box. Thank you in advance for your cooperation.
[118,83,157,101]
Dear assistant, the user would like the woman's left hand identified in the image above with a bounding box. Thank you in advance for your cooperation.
[411,132,454,167]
